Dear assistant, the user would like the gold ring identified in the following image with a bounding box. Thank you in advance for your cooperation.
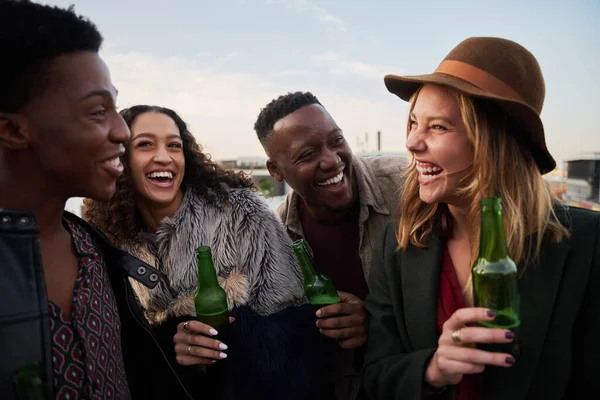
[451,328,463,345]
[183,321,190,332]
[187,344,192,355]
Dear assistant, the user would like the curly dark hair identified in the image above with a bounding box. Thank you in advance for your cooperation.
[254,91,321,145]
[84,105,254,245]
[0,0,103,112]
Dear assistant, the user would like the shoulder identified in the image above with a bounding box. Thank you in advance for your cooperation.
[221,186,284,226]
[555,204,600,236]
[374,221,399,259]
[358,155,407,178]
[277,190,295,220]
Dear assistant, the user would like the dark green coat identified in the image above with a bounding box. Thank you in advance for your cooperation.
[363,206,600,399]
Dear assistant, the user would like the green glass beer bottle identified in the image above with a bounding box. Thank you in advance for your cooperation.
[472,197,520,355]
[194,246,230,336]
[12,363,51,400]
[292,239,341,306]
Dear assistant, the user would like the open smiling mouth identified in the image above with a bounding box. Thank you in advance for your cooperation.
[416,162,443,180]
[316,171,344,187]
[147,171,174,184]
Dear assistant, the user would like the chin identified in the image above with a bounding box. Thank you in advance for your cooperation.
[146,195,178,206]
[418,190,441,205]
[325,200,354,213]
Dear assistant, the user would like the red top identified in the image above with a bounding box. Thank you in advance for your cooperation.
[436,247,482,400]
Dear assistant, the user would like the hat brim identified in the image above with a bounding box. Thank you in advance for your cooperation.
[384,73,556,174]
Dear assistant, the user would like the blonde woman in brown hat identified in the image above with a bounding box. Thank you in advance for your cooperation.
[362,37,600,399]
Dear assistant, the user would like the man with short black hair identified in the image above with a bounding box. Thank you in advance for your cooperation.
[255,91,405,400]
[0,1,193,398]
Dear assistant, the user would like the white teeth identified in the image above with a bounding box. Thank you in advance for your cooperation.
[147,171,173,179]
[416,163,442,175]
[317,171,343,186]
[105,157,121,168]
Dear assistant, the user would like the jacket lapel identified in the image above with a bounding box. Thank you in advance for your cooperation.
[400,233,444,350]
[484,239,570,399]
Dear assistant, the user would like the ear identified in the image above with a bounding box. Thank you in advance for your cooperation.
[266,159,283,182]
[0,113,30,150]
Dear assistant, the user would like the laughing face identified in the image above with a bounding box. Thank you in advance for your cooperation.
[406,84,473,206]
[11,52,129,202]
[127,112,185,210]
[265,104,356,220]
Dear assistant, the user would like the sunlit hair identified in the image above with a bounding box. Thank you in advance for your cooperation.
[396,85,569,271]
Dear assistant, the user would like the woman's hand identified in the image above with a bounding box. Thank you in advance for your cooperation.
[173,319,230,366]
[425,308,516,388]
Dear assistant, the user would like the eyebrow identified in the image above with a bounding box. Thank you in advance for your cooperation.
[78,87,118,102]
[409,112,454,125]
[290,128,342,155]
[132,132,182,141]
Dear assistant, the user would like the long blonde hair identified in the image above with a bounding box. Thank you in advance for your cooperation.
[396,85,569,269]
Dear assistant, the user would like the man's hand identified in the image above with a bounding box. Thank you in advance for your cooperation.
[315,291,367,349]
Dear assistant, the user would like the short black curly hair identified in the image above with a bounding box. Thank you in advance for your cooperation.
[254,91,322,145]
[0,0,103,112]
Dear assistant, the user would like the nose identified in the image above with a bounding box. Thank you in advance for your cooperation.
[110,113,131,144]
[406,127,426,154]
[153,144,171,164]
[319,148,341,171]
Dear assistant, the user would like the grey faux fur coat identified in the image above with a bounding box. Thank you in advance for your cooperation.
[122,185,308,325]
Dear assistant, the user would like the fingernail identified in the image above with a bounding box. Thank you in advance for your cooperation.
[316,310,321,317]
[486,310,496,317]
[505,356,515,365]
[209,328,218,336]
[211,360,217,363]
[219,352,227,359]
[505,331,515,340]
[219,343,228,350]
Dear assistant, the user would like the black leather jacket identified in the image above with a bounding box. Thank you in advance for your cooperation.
[0,209,195,399]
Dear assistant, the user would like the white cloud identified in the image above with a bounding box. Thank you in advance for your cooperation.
[312,51,404,80]
[265,0,344,29]
[102,49,409,160]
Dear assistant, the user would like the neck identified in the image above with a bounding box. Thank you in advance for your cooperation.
[0,166,67,238]
[136,189,185,233]
[448,204,471,241]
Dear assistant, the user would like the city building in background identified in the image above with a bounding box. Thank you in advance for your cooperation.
[562,153,600,211]
[65,151,599,217]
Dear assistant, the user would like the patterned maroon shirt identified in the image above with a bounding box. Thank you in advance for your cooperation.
[48,220,131,399]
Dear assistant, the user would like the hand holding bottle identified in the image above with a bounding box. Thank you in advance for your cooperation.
[315,291,367,349]
[173,319,232,366]
[424,308,516,388]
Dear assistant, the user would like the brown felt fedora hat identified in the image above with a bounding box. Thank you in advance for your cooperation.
[384,36,555,174]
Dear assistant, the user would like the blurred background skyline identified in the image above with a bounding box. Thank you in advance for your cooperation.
[44,0,599,164]
[44,0,599,214]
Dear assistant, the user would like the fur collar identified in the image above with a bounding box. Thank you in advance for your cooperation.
[120,186,307,325]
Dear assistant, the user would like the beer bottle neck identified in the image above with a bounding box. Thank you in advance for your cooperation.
[478,197,508,262]
[292,240,318,284]
[196,249,220,289]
